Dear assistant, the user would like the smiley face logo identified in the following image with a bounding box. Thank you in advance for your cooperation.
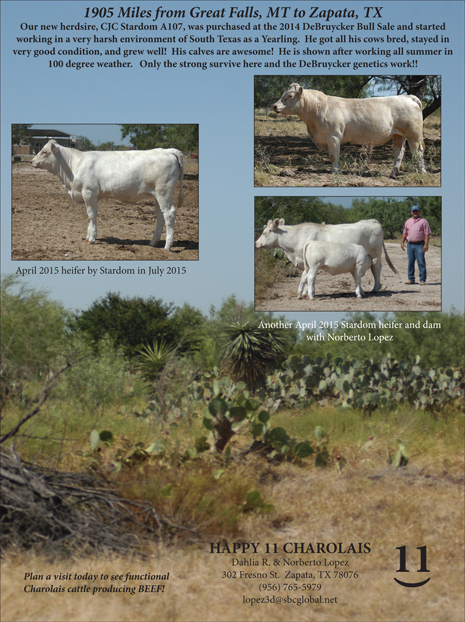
[394,545,430,588]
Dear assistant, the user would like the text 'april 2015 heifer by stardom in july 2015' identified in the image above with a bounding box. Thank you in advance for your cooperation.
[30,140,184,250]
[272,83,426,179]
[255,218,397,298]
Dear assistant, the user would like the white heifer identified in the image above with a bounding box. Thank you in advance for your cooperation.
[255,218,396,293]
[297,241,373,300]
[272,83,426,178]
[30,140,184,250]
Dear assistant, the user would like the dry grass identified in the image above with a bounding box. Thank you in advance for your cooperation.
[2,409,463,621]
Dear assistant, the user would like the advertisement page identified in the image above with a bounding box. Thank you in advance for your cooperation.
[1,1,464,621]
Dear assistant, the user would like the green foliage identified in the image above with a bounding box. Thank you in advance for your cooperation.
[72,293,178,359]
[218,318,289,392]
[297,311,463,368]
[255,196,346,230]
[260,353,464,414]
[254,75,371,108]
[120,124,198,152]
[11,124,32,146]
[1,276,69,399]
[347,197,441,238]
[54,335,130,416]
[76,135,96,151]
[137,340,177,383]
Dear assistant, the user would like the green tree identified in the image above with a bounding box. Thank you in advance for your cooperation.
[11,125,32,147]
[120,124,198,152]
[72,293,178,359]
[76,136,96,151]
[1,275,69,399]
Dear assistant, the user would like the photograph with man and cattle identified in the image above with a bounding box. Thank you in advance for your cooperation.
[254,196,442,312]
[11,124,199,261]
[254,75,441,187]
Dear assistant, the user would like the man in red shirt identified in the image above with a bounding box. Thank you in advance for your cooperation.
[400,205,431,285]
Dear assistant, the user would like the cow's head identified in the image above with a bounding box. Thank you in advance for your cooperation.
[255,218,286,249]
[272,83,303,115]
[31,140,60,169]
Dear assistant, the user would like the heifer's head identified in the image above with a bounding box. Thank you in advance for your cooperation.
[272,83,304,115]
[255,218,286,249]
[31,140,60,170]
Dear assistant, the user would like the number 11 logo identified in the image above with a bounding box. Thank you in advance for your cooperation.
[394,545,431,587]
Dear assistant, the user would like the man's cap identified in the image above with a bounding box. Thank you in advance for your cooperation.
[411,205,420,212]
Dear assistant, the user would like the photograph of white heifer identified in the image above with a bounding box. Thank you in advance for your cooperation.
[297,241,374,300]
[30,140,184,250]
[255,218,397,295]
[272,83,426,178]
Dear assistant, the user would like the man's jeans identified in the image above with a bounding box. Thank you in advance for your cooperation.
[407,241,426,283]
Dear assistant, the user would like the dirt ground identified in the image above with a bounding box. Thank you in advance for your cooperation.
[254,118,441,188]
[11,161,198,262]
[255,242,442,313]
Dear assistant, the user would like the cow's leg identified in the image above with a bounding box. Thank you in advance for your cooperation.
[391,135,406,178]
[82,190,98,243]
[151,190,176,251]
[370,257,382,292]
[297,269,308,299]
[353,267,364,298]
[407,137,427,173]
[326,136,341,173]
[149,204,165,247]
[307,266,318,300]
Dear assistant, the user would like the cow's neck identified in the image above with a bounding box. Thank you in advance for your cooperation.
[55,148,78,186]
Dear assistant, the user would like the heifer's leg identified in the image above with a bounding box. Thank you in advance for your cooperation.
[149,204,165,247]
[326,135,341,173]
[306,266,318,300]
[82,190,98,243]
[391,135,406,178]
[353,267,365,298]
[151,191,176,251]
[407,138,427,173]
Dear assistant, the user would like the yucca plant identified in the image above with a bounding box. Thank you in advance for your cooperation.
[137,340,177,383]
[218,319,288,392]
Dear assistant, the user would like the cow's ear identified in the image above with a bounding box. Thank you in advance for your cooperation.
[298,86,303,98]
[278,218,285,225]
[272,218,281,228]
[51,141,59,154]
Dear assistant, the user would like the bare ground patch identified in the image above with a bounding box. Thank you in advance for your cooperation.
[254,117,441,188]
[255,243,442,312]
[11,161,199,262]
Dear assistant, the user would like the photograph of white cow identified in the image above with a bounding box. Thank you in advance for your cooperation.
[297,240,374,300]
[12,124,199,261]
[254,196,442,312]
[30,140,184,251]
[272,83,426,178]
[255,217,396,296]
[254,75,441,187]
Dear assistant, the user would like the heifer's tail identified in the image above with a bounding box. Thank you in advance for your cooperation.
[383,242,397,274]
[174,150,184,208]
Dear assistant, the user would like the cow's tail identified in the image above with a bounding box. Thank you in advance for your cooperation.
[174,150,184,208]
[383,242,397,274]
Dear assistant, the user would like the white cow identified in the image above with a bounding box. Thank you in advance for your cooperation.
[255,218,397,293]
[30,140,184,250]
[272,83,426,178]
[297,241,373,300]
